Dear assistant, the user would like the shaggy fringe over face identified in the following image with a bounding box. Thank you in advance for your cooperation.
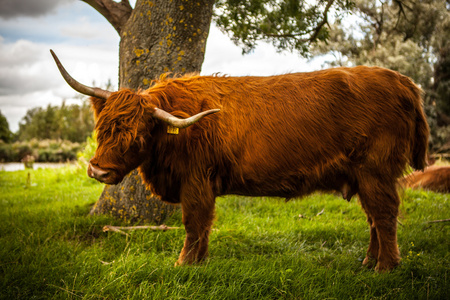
[91,90,152,170]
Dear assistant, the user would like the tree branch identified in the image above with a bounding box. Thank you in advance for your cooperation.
[258,0,335,44]
[424,219,450,224]
[103,224,181,236]
[306,0,335,43]
[81,0,132,34]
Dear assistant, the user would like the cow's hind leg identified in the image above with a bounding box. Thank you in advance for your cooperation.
[358,175,401,271]
[362,216,379,268]
[175,181,215,266]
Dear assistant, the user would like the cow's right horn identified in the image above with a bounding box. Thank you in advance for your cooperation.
[152,108,220,129]
[50,50,112,100]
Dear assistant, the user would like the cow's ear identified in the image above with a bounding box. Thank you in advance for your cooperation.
[90,96,106,119]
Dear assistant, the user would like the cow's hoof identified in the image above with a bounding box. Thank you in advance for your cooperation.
[174,260,184,267]
[362,256,377,269]
[374,260,400,272]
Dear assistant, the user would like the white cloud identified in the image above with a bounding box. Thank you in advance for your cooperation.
[0,38,56,95]
[0,37,41,67]
[0,37,118,131]
[0,37,118,95]
[60,16,118,42]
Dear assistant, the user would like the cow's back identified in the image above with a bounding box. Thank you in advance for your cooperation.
[193,67,425,197]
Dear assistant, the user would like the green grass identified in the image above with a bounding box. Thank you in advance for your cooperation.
[0,167,449,299]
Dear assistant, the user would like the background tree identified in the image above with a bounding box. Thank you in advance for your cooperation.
[0,110,13,143]
[313,0,450,152]
[81,0,353,223]
[17,101,94,143]
[214,0,352,55]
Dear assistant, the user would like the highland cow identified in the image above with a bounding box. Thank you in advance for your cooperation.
[51,50,429,271]
[401,165,450,193]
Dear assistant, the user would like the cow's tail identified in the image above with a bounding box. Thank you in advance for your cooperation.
[401,75,429,170]
[412,106,429,170]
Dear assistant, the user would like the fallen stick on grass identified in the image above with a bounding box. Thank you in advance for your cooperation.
[316,208,325,216]
[103,224,181,236]
[424,219,450,224]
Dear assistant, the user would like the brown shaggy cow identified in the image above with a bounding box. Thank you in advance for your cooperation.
[51,50,429,271]
[400,165,450,193]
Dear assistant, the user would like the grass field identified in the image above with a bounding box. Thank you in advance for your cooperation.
[0,166,448,299]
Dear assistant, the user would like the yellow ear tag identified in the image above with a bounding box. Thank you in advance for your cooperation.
[167,125,179,135]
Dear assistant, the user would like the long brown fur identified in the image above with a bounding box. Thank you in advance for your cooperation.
[400,165,450,193]
[89,66,429,270]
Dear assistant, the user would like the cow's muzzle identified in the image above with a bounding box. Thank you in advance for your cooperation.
[88,164,114,184]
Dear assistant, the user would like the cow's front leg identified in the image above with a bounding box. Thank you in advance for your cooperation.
[175,182,215,266]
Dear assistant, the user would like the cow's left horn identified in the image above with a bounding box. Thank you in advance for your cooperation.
[50,50,112,100]
[152,108,220,129]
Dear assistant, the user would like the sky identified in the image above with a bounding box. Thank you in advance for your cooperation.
[0,0,327,133]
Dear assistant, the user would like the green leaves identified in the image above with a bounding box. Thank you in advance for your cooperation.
[17,101,94,143]
[214,0,354,56]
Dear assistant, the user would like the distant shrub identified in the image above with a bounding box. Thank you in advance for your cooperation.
[0,142,13,162]
[0,139,84,162]
[12,144,33,161]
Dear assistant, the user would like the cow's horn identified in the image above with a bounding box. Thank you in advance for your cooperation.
[50,50,112,100]
[152,108,220,129]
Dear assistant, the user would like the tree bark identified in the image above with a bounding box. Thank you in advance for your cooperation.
[86,0,215,223]
[82,0,132,34]
[119,0,214,89]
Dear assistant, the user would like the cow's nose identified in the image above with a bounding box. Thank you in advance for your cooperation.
[88,163,110,181]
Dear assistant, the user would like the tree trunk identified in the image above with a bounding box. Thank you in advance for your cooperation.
[87,0,215,223]
[119,0,214,89]
[90,170,177,224]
